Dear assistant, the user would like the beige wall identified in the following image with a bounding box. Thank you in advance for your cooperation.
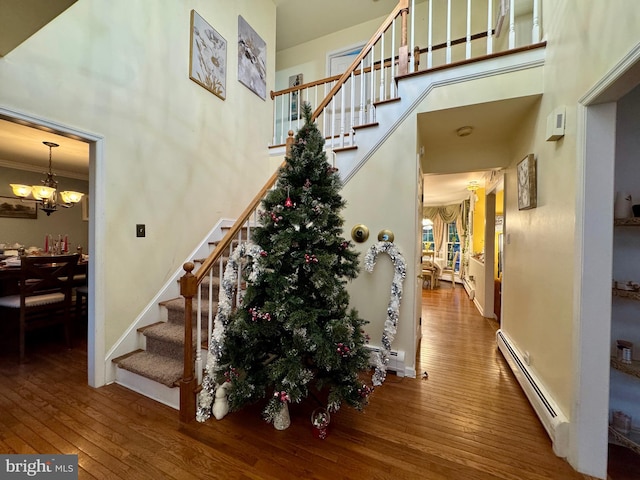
[342,117,419,374]
[0,0,276,357]
[502,0,640,421]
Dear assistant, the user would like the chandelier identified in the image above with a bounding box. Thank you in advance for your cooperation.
[10,141,85,216]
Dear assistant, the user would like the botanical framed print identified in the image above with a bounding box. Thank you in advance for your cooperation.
[237,16,266,100]
[189,10,227,100]
[517,154,537,210]
[0,196,37,219]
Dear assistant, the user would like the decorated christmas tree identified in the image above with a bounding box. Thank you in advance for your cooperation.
[209,102,373,423]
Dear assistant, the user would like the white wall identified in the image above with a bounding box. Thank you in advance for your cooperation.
[0,0,276,363]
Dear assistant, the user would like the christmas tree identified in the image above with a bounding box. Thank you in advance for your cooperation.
[214,102,373,423]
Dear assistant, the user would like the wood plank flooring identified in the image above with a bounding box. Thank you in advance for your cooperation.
[0,286,601,479]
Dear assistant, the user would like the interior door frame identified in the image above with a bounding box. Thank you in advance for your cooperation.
[0,105,106,388]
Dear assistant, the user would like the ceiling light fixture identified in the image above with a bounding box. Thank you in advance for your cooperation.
[466,181,480,192]
[456,126,473,137]
[10,141,85,216]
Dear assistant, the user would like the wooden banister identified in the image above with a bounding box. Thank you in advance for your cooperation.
[311,0,408,121]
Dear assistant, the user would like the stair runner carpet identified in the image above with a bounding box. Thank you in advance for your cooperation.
[114,270,219,387]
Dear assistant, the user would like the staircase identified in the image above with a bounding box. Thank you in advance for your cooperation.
[105,0,546,420]
[111,246,225,408]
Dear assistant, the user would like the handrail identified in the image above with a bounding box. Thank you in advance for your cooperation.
[311,0,408,121]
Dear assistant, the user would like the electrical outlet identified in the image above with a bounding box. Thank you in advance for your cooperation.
[136,224,145,237]
[524,351,531,366]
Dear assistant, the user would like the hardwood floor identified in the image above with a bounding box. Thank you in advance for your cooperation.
[0,286,601,479]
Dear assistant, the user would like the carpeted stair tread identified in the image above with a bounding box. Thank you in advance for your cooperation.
[115,351,182,387]
[143,321,208,347]
[162,297,217,315]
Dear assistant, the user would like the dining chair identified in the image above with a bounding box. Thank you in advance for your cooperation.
[441,250,460,288]
[0,254,79,362]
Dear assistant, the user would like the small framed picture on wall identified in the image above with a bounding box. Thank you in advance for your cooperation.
[517,154,537,210]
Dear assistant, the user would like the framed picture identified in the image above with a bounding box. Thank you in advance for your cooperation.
[517,154,537,210]
[0,196,37,219]
[289,73,303,120]
[238,16,266,100]
[81,195,89,221]
[189,10,227,100]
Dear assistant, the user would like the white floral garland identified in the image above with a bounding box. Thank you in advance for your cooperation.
[364,241,406,386]
[196,241,265,422]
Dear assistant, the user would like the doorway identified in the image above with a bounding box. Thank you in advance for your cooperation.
[0,105,104,387]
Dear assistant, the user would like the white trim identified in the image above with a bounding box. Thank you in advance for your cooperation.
[497,330,569,457]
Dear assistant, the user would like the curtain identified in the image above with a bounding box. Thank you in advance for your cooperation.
[422,204,462,257]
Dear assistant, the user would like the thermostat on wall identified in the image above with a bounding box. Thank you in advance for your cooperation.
[546,106,565,141]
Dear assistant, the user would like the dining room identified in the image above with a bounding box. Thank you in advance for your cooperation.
[0,126,89,362]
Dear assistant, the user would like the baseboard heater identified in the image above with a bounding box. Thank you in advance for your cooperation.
[496,329,569,458]
[365,345,406,377]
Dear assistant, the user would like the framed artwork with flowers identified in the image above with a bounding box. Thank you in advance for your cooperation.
[517,153,537,210]
[189,10,227,100]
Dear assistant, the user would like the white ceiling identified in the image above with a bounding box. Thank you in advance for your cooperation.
[0,117,89,179]
[274,0,400,52]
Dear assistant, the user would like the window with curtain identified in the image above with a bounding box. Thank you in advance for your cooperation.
[446,223,461,271]
[422,221,434,251]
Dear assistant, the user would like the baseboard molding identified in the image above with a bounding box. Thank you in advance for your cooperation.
[473,297,484,316]
[496,329,569,458]
[365,345,406,377]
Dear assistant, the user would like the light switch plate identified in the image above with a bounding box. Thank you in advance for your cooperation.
[136,224,145,237]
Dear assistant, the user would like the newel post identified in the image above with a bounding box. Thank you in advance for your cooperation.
[285,130,295,157]
[179,261,197,423]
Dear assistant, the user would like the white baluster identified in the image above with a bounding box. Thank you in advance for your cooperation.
[446,0,452,64]
[427,0,433,68]
[273,94,277,145]
[196,284,202,383]
[486,0,493,55]
[410,0,416,73]
[349,72,355,146]
[380,32,385,101]
[509,0,515,49]
[207,267,213,363]
[339,86,346,149]
[532,0,541,43]
[391,18,396,96]
[369,49,375,123]
[466,0,472,59]
[330,94,336,149]
[359,58,365,125]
